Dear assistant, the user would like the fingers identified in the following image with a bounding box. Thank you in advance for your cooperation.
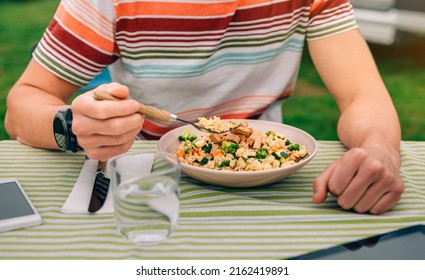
[70,82,145,160]
[313,147,404,214]
[367,179,404,215]
[313,148,367,204]
[312,163,334,204]
[73,110,144,136]
[83,139,135,162]
[77,124,143,159]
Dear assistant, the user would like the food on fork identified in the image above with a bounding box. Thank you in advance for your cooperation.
[197,116,240,133]
[176,117,309,171]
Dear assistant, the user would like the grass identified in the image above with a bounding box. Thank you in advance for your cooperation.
[1,0,424,141]
[0,0,59,140]
[285,38,425,141]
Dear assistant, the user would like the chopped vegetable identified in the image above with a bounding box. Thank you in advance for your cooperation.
[255,148,269,159]
[176,117,308,171]
[288,144,300,151]
[202,143,212,153]
[220,141,239,153]
[178,128,197,141]
[280,151,289,159]
[199,158,209,166]
[218,160,230,167]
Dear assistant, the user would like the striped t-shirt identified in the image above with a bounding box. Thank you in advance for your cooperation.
[34,0,358,137]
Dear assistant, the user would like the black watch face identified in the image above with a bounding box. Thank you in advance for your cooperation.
[53,115,67,150]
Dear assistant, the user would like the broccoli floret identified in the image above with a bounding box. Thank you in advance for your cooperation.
[255,148,269,159]
[178,128,197,141]
[288,144,300,151]
[220,141,239,153]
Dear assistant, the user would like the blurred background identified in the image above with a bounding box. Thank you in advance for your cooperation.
[1,0,424,141]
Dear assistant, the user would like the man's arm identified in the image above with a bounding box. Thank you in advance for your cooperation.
[307,29,404,214]
[5,59,79,149]
[5,59,144,160]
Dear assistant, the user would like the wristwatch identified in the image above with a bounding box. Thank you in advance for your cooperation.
[53,107,81,153]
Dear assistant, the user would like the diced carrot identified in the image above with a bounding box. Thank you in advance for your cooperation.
[270,143,284,152]
[212,150,223,158]
[176,150,185,158]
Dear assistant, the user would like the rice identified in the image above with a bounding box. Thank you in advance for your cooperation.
[198,117,239,133]
[176,117,309,171]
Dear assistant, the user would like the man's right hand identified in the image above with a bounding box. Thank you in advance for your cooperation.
[71,82,144,161]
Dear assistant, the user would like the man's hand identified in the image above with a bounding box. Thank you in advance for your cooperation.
[312,146,404,214]
[71,82,144,161]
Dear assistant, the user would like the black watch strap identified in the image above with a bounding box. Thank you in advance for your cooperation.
[53,108,81,153]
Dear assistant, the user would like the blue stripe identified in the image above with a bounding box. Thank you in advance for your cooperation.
[122,38,304,79]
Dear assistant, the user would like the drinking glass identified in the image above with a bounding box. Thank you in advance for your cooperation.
[109,151,180,245]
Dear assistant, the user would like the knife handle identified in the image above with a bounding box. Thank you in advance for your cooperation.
[97,160,107,175]
[93,90,172,122]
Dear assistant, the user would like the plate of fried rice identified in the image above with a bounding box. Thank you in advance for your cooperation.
[158,118,318,187]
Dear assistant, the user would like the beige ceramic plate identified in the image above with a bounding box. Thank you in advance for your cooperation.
[158,120,318,187]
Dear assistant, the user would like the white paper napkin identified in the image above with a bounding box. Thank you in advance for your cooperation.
[62,159,113,214]
[62,154,156,214]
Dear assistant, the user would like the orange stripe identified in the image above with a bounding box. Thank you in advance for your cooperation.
[239,0,279,7]
[115,0,279,18]
[310,0,326,12]
[115,1,239,17]
[56,4,115,52]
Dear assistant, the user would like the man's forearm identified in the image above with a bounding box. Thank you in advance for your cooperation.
[336,94,402,164]
[5,85,67,150]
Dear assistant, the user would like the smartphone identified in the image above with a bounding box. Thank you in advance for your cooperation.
[0,178,42,233]
[291,224,425,260]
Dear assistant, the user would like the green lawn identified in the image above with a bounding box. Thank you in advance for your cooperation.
[1,0,424,141]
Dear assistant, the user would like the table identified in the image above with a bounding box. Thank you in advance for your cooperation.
[1,140,424,260]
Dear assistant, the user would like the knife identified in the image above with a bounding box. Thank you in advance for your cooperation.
[88,160,110,213]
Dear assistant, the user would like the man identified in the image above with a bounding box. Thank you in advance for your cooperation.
[5,0,404,214]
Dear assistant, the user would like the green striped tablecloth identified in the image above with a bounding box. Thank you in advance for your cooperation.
[0,140,424,260]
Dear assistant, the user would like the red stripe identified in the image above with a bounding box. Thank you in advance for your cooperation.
[116,9,308,47]
[41,32,99,74]
[47,19,119,65]
[232,0,306,23]
[117,16,234,33]
[309,0,349,18]
[308,5,353,27]
[116,1,308,33]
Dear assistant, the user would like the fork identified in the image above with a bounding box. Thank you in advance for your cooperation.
[93,90,239,134]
